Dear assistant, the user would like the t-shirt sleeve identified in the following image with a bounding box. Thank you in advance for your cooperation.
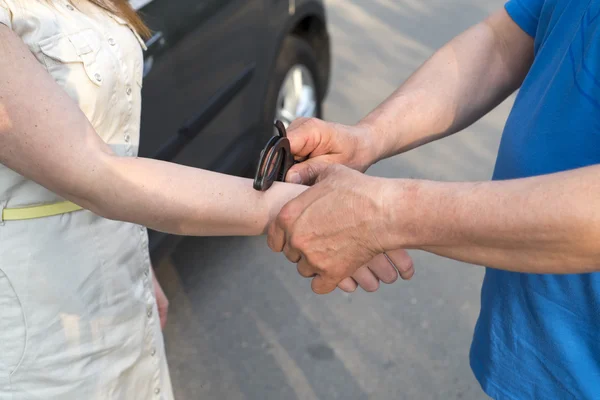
[505,0,544,38]
[0,0,12,30]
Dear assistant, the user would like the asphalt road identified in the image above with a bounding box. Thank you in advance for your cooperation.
[157,1,512,399]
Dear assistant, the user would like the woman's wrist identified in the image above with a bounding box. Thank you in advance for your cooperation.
[262,181,308,234]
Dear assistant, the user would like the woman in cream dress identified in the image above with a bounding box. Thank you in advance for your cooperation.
[0,1,405,398]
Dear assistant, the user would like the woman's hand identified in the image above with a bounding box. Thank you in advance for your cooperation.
[152,271,169,330]
[339,249,414,293]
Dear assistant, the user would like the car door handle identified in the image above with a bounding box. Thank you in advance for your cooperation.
[143,31,166,77]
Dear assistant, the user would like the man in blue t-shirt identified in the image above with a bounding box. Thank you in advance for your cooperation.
[267,0,600,398]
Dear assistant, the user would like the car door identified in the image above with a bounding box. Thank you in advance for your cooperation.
[134,0,263,171]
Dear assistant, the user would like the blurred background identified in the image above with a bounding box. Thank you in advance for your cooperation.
[155,0,512,399]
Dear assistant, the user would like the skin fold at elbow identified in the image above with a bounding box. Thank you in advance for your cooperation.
[61,152,123,221]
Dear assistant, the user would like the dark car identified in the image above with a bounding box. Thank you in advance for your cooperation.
[131,0,331,260]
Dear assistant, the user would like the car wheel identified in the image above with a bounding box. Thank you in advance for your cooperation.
[271,36,323,128]
[249,36,323,175]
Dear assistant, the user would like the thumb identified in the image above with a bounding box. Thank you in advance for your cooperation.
[287,118,327,158]
[286,159,330,186]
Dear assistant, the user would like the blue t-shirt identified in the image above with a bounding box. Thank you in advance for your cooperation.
[470,1,600,399]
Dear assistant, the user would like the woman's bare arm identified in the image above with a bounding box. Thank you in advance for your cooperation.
[0,25,306,236]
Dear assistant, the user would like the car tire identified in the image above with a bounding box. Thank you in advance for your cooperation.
[268,35,324,121]
[249,35,324,175]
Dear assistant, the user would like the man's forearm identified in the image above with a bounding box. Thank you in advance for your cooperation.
[359,9,534,164]
[385,165,600,273]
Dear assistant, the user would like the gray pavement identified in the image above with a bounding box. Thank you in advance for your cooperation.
[157,1,511,398]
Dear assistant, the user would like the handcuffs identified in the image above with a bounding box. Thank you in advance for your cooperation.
[253,120,400,273]
[253,120,296,191]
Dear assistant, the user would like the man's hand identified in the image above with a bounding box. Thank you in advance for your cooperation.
[152,271,169,330]
[285,118,378,185]
[269,164,413,294]
[283,118,415,291]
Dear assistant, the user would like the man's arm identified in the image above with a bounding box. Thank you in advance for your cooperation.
[285,9,534,184]
[269,164,600,294]
[360,8,534,162]
[384,165,600,274]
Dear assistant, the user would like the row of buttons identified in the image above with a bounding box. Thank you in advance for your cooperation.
[148,296,160,398]
[145,279,161,398]
[140,225,161,397]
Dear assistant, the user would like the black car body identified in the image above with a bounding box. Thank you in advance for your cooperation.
[131,0,331,260]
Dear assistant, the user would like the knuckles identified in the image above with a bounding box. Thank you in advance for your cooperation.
[289,234,306,253]
[277,201,300,228]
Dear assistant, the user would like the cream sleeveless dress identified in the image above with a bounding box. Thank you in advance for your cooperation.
[0,0,174,398]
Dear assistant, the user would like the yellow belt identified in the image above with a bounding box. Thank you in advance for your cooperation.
[2,201,83,221]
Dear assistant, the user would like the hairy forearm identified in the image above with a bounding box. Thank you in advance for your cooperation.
[385,165,600,273]
[359,9,533,163]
